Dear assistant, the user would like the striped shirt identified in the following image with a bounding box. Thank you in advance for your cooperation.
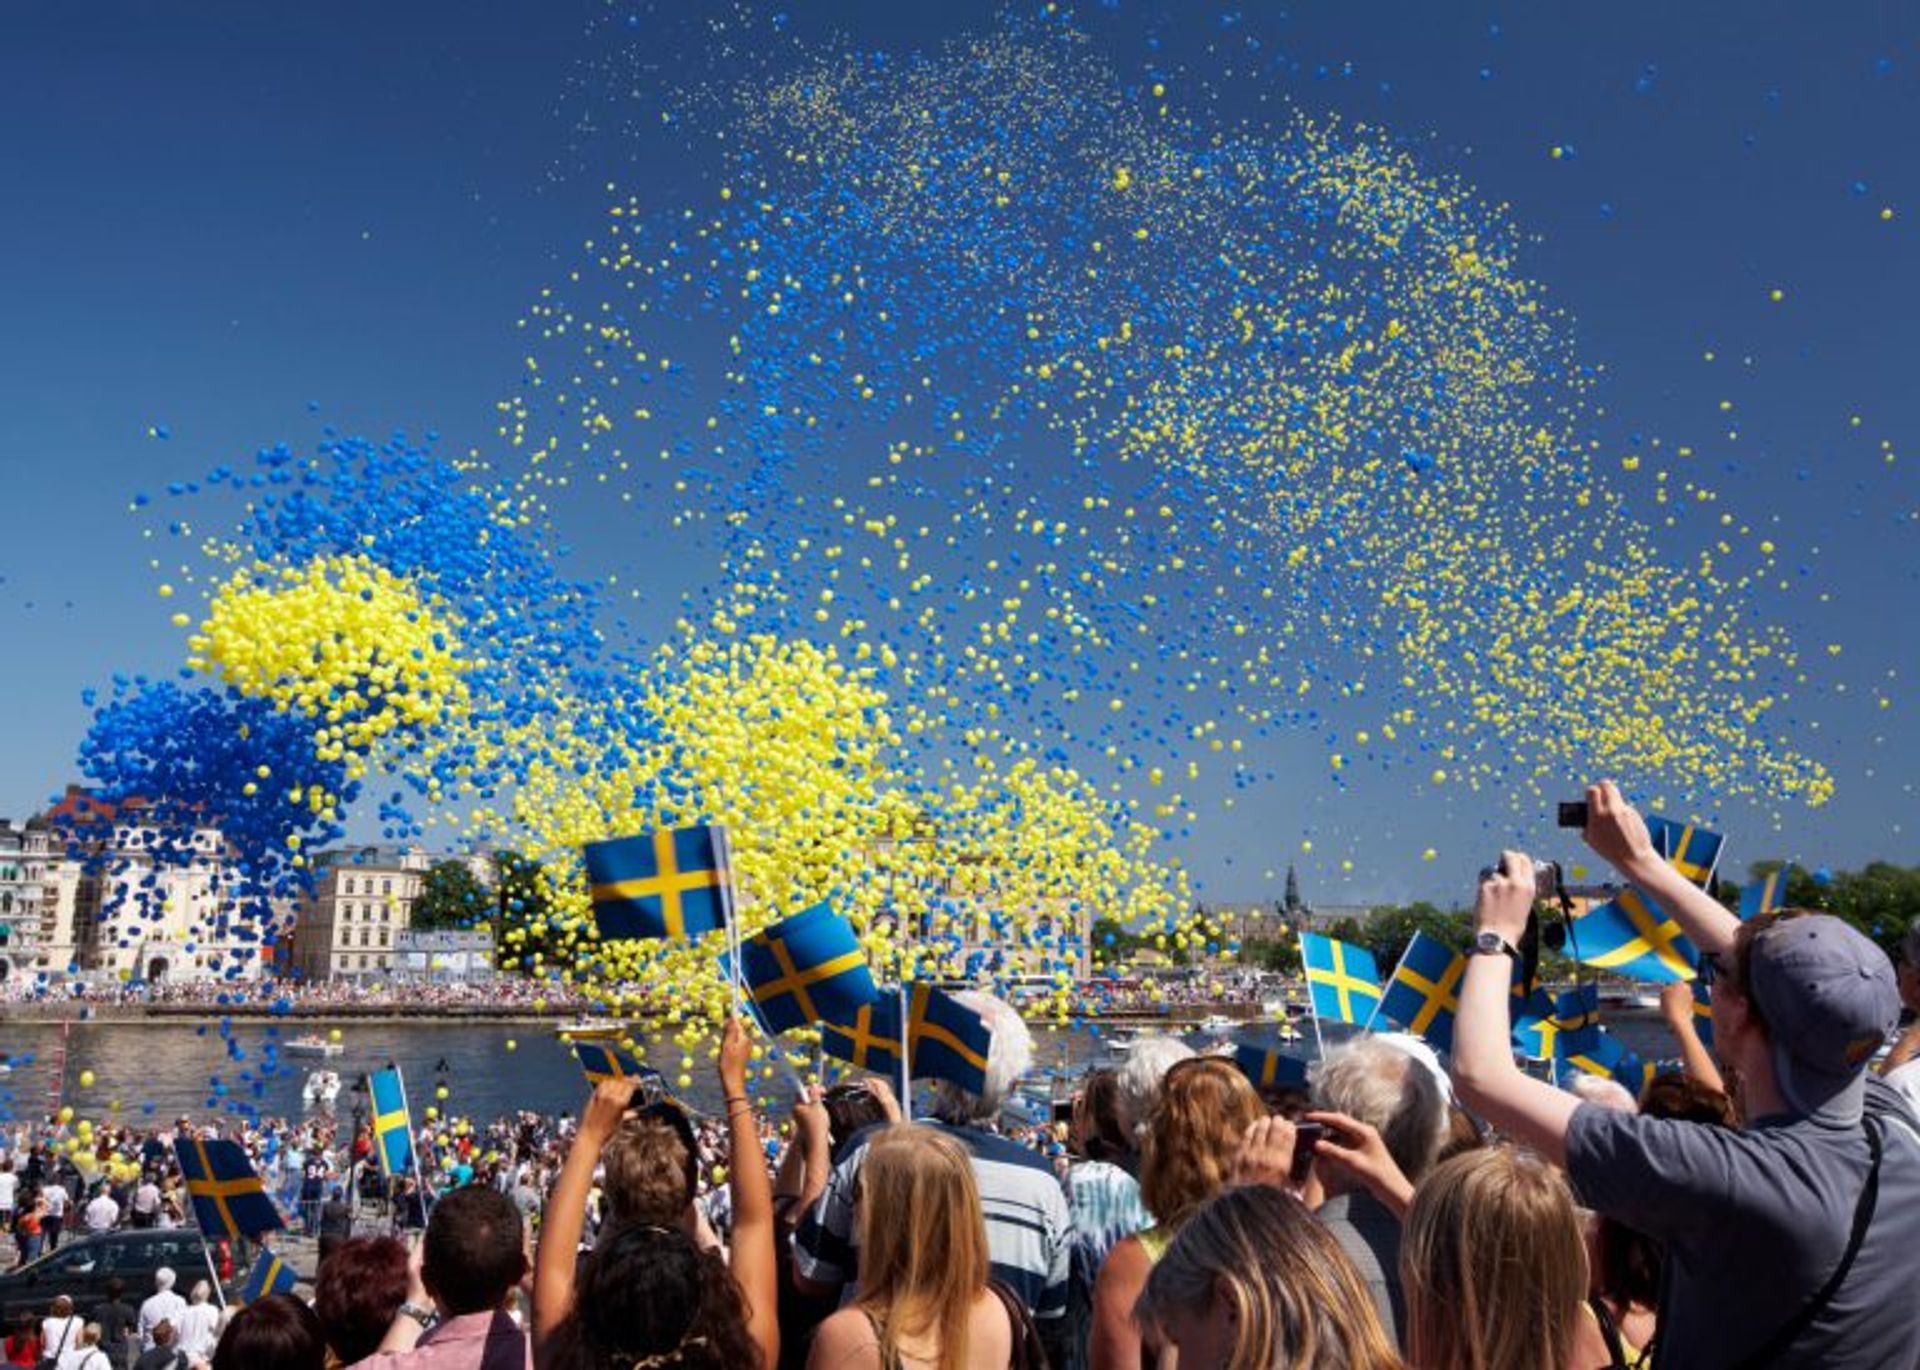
[794,1120,1073,1321]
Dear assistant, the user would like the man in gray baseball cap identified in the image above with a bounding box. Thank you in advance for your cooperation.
[1452,781,1920,1368]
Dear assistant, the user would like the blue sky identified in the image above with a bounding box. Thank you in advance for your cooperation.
[1,1,1914,906]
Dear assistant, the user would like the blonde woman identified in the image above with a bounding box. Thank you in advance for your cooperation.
[1134,1184,1402,1370]
[1401,1147,1610,1370]
[808,1125,1013,1369]
[1092,1056,1265,1369]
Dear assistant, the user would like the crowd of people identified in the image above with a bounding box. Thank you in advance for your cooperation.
[0,978,595,1013]
[3,783,1918,1368]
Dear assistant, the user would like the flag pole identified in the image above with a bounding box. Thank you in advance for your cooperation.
[394,1065,434,1218]
[897,982,912,1124]
[714,826,747,1023]
[1363,939,1408,1033]
[1299,932,1327,1063]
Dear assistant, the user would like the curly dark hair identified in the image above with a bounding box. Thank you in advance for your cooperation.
[544,1224,759,1370]
[313,1236,410,1364]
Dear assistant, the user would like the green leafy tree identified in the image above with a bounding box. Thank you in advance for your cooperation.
[494,850,565,973]
[1356,901,1471,968]
[411,860,489,931]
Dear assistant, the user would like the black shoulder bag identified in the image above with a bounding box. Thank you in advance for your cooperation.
[1722,1115,1884,1370]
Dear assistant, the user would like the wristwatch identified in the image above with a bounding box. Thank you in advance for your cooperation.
[1470,930,1521,961]
[397,1301,436,1330]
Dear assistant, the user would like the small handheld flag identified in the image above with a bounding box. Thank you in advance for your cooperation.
[174,1137,284,1241]
[1301,932,1384,1026]
[1570,887,1699,984]
[1557,1028,1656,1098]
[1645,815,1725,888]
[583,825,733,942]
[1375,932,1467,1049]
[573,1041,655,1087]
[1689,977,1714,1049]
[368,1066,415,1179]
[820,996,905,1074]
[904,984,994,1095]
[1232,1042,1310,1090]
[1739,866,1794,919]
[239,1248,300,1302]
[1513,985,1603,1061]
[738,902,879,1034]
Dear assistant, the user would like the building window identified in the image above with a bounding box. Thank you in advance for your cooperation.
[382,879,392,895]
[381,905,391,923]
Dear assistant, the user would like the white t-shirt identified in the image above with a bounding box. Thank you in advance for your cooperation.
[0,1171,17,1210]
[173,1302,220,1359]
[84,1194,118,1232]
[38,1315,81,1359]
[137,1290,186,1348]
[41,1182,69,1217]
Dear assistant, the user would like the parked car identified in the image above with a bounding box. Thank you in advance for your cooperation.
[0,1229,238,1325]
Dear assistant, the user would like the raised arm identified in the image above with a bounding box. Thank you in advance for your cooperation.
[1584,780,1741,956]
[533,1077,637,1345]
[720,1017,780,1370]
[1658,981,1727,1094]
[1450,853,1580,1164]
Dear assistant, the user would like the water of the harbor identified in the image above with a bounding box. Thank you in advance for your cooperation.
[0,1012,1684,1130]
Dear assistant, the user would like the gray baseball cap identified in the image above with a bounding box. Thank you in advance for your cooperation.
[1748,915,1899,1123]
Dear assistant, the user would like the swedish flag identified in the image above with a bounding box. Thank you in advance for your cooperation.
[820,996,904,1074]
[173,1137,283,1241]
[1232,1042,1309,1090]
[1570,887,1699,984]
[239,1248,299,1302]
[1556,1028,1655,1097]
[1301,932,1383,1026]
[574,1041,653,1086]
[738,902,879,1034]
[368,1066,415,1179]
[1646,815,1725,887]
[1376,932,1466,1049]
[1513,985,1602,1061]
[1690,977,1715,1049]
[1739,865,1794,919]
[906,985,994,1095]
[584,825,732,942]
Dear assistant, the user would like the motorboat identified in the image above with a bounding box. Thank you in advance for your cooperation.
[1104,1032,1137,1057]
[554,1019,625,1040]
[1198,1014,1237,1036]
[284,1034,343,1058]
[303,1069,341,1107]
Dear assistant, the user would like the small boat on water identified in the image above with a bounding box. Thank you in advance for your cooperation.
[303,1069,341,1107]
[284,1034,343,1058]
[1104,1032,1137,1057]
[1198,1014,1237,1036]
[554,1019,625,1040]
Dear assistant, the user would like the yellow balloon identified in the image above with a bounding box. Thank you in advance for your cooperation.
[328,1028,343,1043]
[78,1070,95,1088]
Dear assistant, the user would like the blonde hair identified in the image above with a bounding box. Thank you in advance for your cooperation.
[1139,1057,1264,1228]
[1402,1147,1589,1370]
[1135,1185,1403,1370]
[600,1110,695,1227]
[854,1125,989,1370]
